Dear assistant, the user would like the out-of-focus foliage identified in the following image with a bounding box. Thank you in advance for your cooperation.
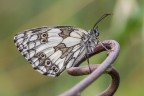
[0,0,143,96]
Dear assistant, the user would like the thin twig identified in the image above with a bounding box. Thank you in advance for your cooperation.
[60,40,120,96]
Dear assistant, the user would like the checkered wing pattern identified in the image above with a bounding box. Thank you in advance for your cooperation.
[14,26,90,77]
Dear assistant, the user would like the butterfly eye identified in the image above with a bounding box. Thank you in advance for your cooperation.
[45,59,51,66]
[41,38,47,43]
[38,52,46,59]
[51,65,59,73]
[92,29,99,37]
[41,33,48,38]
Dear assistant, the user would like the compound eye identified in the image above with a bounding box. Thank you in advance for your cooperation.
[41,32,48,38]
[96,31,99,37]
[93,29,99,37]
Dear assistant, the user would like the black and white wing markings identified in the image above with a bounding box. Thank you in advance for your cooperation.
[43,44,84,76]
[14,14,111,77]
[63,44,85,68]
[14,26,88,77]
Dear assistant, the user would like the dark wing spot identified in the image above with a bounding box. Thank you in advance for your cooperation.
[51,65,59,73]
[45,59,52,67]
[40,32,48,38]
[54,43,74,59]
[37,52,46,60]
[58,27,75,39]
[40,38,48,43]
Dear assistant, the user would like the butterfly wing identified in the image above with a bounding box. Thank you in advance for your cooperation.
[14,26,88,77]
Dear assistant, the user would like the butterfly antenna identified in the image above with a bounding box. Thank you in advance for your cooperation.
[93,14,111,30]
[94,14,112,52]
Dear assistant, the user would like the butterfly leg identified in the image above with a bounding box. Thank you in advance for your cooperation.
[97,38,113,55]
[84,54,92,73]
[84,41,92,73]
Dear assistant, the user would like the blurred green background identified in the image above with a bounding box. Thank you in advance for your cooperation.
[0,0,143,96]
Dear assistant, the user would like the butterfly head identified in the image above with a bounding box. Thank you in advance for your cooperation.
[90,14,111,38]
[90,26,99,38]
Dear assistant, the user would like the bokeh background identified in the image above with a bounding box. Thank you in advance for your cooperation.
[0,0,143,96]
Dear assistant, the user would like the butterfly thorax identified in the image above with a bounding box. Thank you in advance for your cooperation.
[81,28,99,54]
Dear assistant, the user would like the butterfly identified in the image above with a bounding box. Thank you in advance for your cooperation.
[14,14,110,77]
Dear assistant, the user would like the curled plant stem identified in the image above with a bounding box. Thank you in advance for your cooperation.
[66,65,120,96]
[60,40,120,96]
[98,66,120,96]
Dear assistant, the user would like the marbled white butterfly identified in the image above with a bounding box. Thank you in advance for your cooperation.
[14,14,110,77]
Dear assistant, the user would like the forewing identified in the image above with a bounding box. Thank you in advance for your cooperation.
[14,26,88,77]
